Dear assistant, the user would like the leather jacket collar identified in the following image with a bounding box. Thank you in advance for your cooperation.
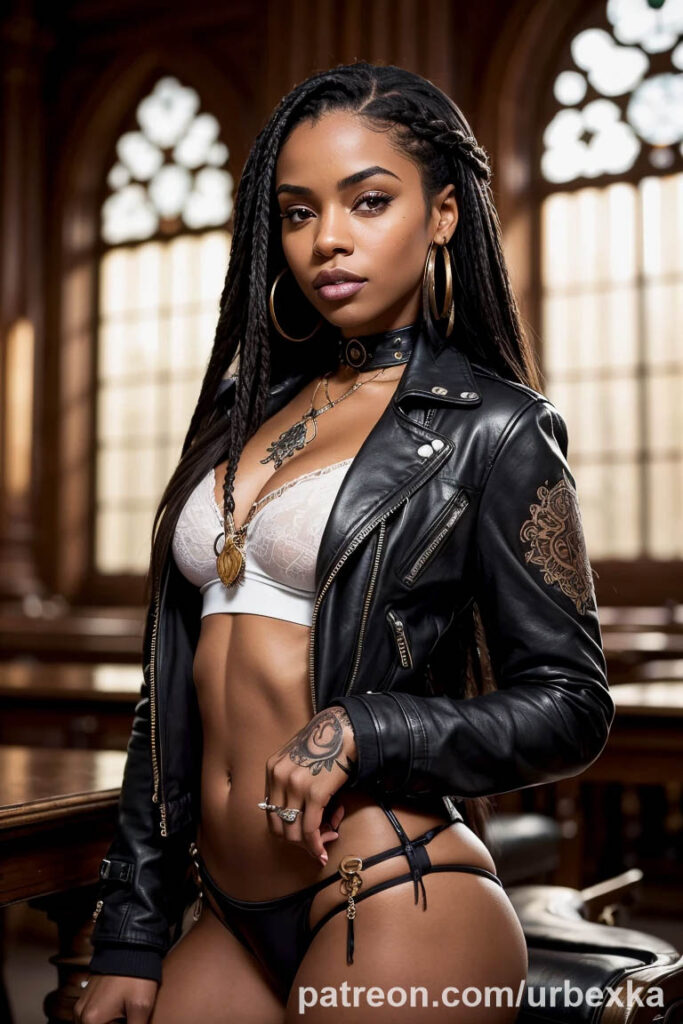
[252,316,482,419]
[218,318,483,599]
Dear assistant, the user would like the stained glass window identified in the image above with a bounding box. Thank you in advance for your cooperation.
[102,76,233,243]
[95,77,232,573]
[542,0,683,183]
[540,0,683,560]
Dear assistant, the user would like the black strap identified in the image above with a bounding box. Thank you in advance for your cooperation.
[375,796,432,910]
[311,863,505,945]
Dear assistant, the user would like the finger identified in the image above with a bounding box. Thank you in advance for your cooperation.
[267,761,286,841]
[281,785,305,845]
[302,796,327,862]
[330,804,345,830]
[125,998,156,1024]
[317,809,339,847]
[72,986,93,1022]
[263,760,280,839]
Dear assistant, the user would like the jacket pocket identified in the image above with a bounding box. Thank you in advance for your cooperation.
[399,488,470,586]
[386,608,414,669]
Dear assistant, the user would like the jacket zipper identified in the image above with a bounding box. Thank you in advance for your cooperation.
[386,609,413,669]
[307,441,453,713]
[402,489,469,585]
[309,479,441,712]
[344,519,388,696]
[148,585,167,837]
[308,499,408,713]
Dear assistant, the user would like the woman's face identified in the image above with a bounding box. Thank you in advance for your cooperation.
[274,111,458,338]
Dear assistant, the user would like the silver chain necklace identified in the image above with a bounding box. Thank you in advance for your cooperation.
[260,366,386,469]
[215,365,394,588]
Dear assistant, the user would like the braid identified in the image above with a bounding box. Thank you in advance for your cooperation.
[360,89,492,185]
[217,73,343,523]
[410,119,492,184]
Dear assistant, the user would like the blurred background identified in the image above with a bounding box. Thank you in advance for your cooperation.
[0,0,681,1020]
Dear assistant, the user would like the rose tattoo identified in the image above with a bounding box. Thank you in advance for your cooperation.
[281,707,356,777]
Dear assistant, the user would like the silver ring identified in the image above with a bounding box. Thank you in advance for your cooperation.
[80,979,90,989]
[276,807,302,824]
[257,801,302,823]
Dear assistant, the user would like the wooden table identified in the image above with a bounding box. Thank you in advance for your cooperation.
[0,746,126,1023]
[553,680,683,902]
[0,606,143,661]
[0,663,140,750]
[600,634,683,682]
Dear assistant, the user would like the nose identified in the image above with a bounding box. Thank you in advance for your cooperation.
[313,204,353,258]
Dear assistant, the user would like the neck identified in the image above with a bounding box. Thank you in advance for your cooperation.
[336,320,421,372]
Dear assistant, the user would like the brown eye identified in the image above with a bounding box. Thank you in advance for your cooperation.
[279,191,393,225]
[279,207,312,225]
[355,192,392,213]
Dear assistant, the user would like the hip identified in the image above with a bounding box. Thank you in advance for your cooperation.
[195,754,497,902]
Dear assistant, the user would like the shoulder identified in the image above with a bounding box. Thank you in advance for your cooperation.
[470,359,549,413]
[468,360,567,448]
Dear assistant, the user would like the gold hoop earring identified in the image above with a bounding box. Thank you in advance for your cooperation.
[422,239,455,338]
[268,267,323,342]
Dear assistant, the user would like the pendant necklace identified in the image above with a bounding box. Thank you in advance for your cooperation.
[216,365,389,588]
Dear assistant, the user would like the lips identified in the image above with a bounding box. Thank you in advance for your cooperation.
[316,279,367,301]
[313,268,367,289]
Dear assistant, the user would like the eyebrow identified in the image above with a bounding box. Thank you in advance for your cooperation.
[275,165,401,198]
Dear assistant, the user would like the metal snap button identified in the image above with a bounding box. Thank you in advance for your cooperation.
[460,391,479,400]
[431,386,448,395]
[417,444,434,457]
[431,439,445,451]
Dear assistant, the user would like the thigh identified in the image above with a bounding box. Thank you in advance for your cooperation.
[287,872,528,1023]
[150,907,286,1024]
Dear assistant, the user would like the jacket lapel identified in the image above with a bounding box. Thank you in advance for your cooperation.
[215,322,483,585]
[315,323,483,582]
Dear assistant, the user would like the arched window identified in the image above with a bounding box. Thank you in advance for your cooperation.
[539,0,683,562]
[95,76,233,574]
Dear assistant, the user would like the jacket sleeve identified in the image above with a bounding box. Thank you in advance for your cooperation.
[87,378,238,981]
[331,398,615,799]
[87,657,175,983]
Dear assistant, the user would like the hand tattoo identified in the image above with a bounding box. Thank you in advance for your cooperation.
[282,707,357,777]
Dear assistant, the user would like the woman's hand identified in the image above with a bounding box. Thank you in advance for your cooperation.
[264,705,356,865]
[72,973,159,1024]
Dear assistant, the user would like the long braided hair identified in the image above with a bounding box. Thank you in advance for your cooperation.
[145,61,542,842]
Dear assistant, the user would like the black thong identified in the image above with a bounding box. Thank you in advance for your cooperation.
[188,796,503,1003]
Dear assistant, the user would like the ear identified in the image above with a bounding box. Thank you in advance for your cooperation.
[432,184,458,243]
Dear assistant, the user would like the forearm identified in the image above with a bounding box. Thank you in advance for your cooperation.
[330,399,616,801]
[330,673,613,798]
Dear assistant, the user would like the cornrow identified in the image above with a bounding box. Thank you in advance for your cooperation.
[410,119,492,184]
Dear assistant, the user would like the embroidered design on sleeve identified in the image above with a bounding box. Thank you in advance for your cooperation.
[519,471,596,615]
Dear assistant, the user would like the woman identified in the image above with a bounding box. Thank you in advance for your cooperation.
[75,62,614,1023]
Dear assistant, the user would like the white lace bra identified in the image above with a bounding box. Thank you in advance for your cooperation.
[171,458,354,626]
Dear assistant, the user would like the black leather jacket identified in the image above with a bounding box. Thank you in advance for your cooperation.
[88,322,614,982]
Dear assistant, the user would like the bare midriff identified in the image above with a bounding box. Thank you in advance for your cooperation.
[193,366,500,929]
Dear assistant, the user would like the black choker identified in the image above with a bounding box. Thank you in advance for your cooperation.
[337,322,420,370]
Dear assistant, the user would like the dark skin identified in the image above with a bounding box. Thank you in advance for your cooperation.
[74,114,529,1024]
[262,108,457,862]
[263,706,355,855]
